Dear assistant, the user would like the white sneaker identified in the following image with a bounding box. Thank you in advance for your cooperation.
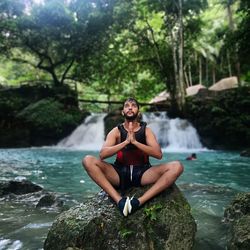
[123,197,130,216]
[118,197,129,217]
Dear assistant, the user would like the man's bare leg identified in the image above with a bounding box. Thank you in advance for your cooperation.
[138,161,184,205]
[82,155,122,204]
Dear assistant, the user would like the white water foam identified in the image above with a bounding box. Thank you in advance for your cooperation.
[0,239,23,250]
[143,112,205,152]
[22,222,52,229]
[57,113,105,151]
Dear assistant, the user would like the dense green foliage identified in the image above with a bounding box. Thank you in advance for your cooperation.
[0,95,28,119]
[0,85,85,147]
[0,0,115,86]
[0,0,249,106]
[17,98,82,135]
[185,87,250,149]
[234,0,250,81]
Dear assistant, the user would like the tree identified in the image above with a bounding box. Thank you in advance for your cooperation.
[113,0,207,113]
[0,0,115,86]
[221,0,241,83]
[233,0,250,82]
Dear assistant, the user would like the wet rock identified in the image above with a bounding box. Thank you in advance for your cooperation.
[240,149,250,157]
[0,180,63,209]
[224,193,250,249]
[36,193,63,208]
[0,180,43,196]
[44,184,196,250]
[224,193,250,222]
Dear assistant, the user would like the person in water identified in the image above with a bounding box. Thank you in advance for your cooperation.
[186,153,197,161]
[82,98,184,216]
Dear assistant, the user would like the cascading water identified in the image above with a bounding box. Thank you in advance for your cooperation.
[57,112,204,151]
[142,112,203,151]
[57,113,106,150]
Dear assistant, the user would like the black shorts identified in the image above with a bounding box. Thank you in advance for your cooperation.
[111,161,151,190]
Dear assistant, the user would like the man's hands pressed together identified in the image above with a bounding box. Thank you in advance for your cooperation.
[126,122,136,144]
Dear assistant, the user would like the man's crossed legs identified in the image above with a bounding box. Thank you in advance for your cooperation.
[82,155,183,216]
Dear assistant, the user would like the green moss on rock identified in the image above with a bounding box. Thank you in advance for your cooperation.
[0,84,85,147]
[185,87,250,149]
[17,98,82,135]
[224,193,250,250]
[44,184,196,250]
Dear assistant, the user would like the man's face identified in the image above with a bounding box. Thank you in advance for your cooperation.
[123,101,139,121]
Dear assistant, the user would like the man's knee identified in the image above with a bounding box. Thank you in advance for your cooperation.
[171,161,184,176]
[82,155,97,170]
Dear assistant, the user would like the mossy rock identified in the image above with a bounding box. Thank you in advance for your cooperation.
[0,84,84,147]
[44,184,196,250]
[228,215,250,250]
[224,193,250,250]
[14,98,84,145]
[224,193,250,222]
[184,87,250,149]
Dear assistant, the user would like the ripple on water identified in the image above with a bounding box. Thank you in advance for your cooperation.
[22,222,52,229]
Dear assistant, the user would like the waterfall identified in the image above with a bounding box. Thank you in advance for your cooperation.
[57,113,105,151]
[57,112,204,151]
[142,112,203,151]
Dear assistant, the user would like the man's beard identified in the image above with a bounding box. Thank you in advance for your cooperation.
[124,112,138,121]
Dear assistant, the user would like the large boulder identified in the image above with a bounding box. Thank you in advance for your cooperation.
[44,184,196,250]
[224,193,250,249]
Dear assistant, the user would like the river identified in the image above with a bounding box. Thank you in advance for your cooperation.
[0,113,249,249]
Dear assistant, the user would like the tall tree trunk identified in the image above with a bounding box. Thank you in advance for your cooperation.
[170,30,179,100]
[178,0,186,110]
[188,62,192,86]
[226,1,241,85]
[184,68,189,87]
[205,58,208,87]
[199,56,202,85]
[227,50,232,76]
[169,30,180,115]
[212,64,216,84]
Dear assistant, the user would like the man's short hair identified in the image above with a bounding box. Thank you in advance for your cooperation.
[123,97,139,109]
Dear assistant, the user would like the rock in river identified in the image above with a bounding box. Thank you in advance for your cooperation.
[44,184,196,250]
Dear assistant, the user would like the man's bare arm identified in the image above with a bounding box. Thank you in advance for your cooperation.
[99,127,129,160]
[131,127,162,159]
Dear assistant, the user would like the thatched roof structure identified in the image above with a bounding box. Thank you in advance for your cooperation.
[149,90,170,104]
[150,84,206,104]
[186,84,206,96]
[209,76,238,91]
[150,76,238,104]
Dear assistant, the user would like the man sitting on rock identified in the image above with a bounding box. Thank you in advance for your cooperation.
[82,97,184,216]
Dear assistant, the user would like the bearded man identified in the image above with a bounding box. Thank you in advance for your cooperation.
[82,98,183,216]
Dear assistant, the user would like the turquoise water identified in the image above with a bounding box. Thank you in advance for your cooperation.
[0,147,249,249]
